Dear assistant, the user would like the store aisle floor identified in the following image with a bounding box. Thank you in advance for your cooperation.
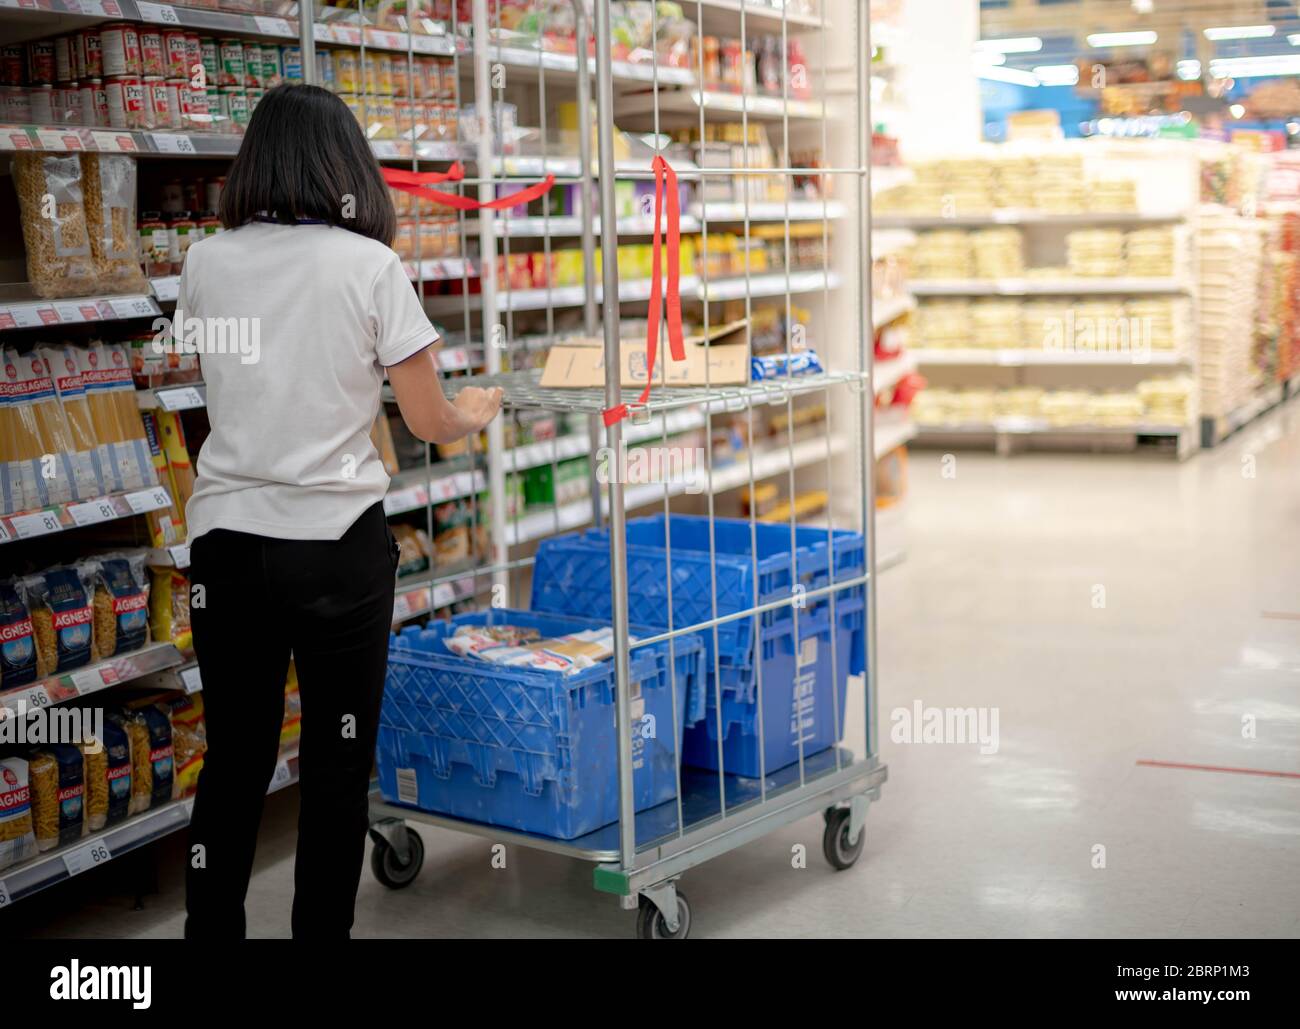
[10,406,1300,939]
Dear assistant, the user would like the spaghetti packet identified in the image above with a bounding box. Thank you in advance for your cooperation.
[36,343,109,498]
[1,344,82,512]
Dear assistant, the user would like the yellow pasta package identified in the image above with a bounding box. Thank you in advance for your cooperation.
[72,342,128,493]
[156,409,194,512]
[99,342,155,491]
[0,756,38,872]
[148,566,192,655]
[74,342,152,492]
[79,154,149,295]
[1,345,79,511]
[140,410,185,546]
[11,153,98,299]
[36,343,105,500]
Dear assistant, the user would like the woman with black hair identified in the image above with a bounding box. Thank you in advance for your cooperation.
[179,84,501,939]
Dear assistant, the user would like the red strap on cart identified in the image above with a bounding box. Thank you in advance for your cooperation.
[380,163,556,211]
[603,154,685,427]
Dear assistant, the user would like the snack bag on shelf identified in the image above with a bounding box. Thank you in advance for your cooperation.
[36,343,109,499]
[148,566,192,654]
[170,693,206,799]
[10,153,98,298]
[155,408,194,512]
[0,756,38,872]
[91,551,151,659]
[0,579,39,692]
[20,565,95,677]
[140,410,185,546]
[79,154,149,295]
[0,344,83,511]
[28,745,84,851]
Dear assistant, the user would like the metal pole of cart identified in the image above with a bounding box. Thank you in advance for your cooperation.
[859,0,879,767]
[298,0,315,80]
[590,0,637,871]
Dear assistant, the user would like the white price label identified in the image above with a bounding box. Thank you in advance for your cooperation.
[91,130,136,153]
[0,521,11,543]
[431,583,455,609]
[391,593,412,622]
[11,510,62,538]
[151,132,195,155]
[180,666,203,695]
[6,304,43,328]
[253,15,293,35]
[51,303,84,323]
[68,497,119,526]
[34,128,81,151]
[268,761,292,792]
[168,542,191,568]
[151,276,179,302]
[70,666,107,695]
[0,879,9,908]
[384,486,425,514]
[23,684,51,711]
[125,487,171,514]
[157,386,204,411]
[64,839,112,877]
[137,2,180,25]
[182,797,195,819]
[109,296,156,319]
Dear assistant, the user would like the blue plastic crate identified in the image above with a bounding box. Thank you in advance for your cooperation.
[683,593,865,777]
[376,609,705,840]
[532,514,865,674]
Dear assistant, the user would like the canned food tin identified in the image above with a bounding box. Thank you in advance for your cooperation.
[246,86,263,114]
[0,45,23,86]
[335,50,359,92]
[27,39,56,84]
[206,85,222,130]
[30,83,54,124]
[2,85,31,124]
[105,74,144,129]
[54,35,75,83]
[164,31,189,81]
[139,29,165,77]
[198,37,217,85]
[390,57,409,98]
[205,177,224,211]
[243,42,263,88]
[218,38,245,86]
[79,79,107,127]
[48,84,68,124]
[186,82,210,130]
[61,85,83,126]
[280,44,302,83]
[363,53,393,95]
[261,44,281,87]
[164,78,185,129]
[79,29,103,80]
[101,22,141,78]
[439,60,456,99]
[416,57,438,99]
[144,75,173,129]
[222,86,249,132]
[395,96,415,139]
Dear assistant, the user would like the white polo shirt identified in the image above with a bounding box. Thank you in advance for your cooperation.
[179,221,436,542]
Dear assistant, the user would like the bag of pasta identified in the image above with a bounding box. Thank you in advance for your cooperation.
[36,342,109,499]
[170,693,206,799]
[0,579,39,691]
[135,703,174,809]
[90,551,150,660]
[148,566,192,654]
[82,717,131,831]
[28,745,84,851]
[79,154,148,294]
[1,344,85,511]
[0,756,38,872]
[20,565,95,678]
[11,153,98,298]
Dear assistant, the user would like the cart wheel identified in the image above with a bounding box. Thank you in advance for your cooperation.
[636,891,691,939]
[822,807,865,871]
[823,805,839,826]
[370,827,425,889]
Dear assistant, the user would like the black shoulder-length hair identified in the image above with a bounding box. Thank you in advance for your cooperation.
[219,84,395,244]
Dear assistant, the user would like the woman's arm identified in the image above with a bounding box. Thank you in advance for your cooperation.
[387,346,503,445]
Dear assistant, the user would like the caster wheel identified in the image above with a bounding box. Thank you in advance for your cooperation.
[370,827,425,889]
[823,807,865,871]
[636,891,691,939]
[823,806,839,826]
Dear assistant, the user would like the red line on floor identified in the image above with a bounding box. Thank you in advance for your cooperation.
[1261,611,1300,621]
[1137,759,1300,780]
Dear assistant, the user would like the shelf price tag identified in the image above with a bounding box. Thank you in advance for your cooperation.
[137,2,181,25]
[125,487,171,514]
[34,128,82,151]
[70,666,107,696]
[168,542,191,568]
[151,276,179,302]
[68,497,119,526]
[63,839,112,877]
[23,684,51,711]
[179,666,202,695]
[11,510,62,539]
[0,879,9,908]
[157,386,204,411]
[0,520,11,543]
[253,15,293,36]
[150,132,195,155]
[90,131,137,153]
[268,761,292,792]
[109,296,156,319]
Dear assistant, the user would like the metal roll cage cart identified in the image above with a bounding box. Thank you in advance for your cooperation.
[364,0,887,938]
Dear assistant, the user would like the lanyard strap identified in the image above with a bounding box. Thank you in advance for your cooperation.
[604,154,684,427]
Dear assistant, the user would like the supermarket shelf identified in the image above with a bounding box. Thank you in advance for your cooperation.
[0,745,299,908]
[872,229,915,261]
[0,642,185,720]
[478,46,694,87]
[917,418,1190,437]
[136,382,207,411]
[615,89,824,122]
[870,166,913,194]
[1200,383,1288,449]
[504,408,705,474]
[492,214,703,238]
[404,256,478,281]
[872,293,915,330]
[911,348,1191,367]
[392,573,479,624]
[384,468,486,517]
[873,210,1189,229]
[426,268,841,314]
[874,418,916,458]
[507,435,844,545]
[689,200,847,223]
[873,353,916,395]
[0,485,172,545]
[147,540,192,570]
[0,292,159,331]
[441,366,867,416]
[911,278,1188,297]
[696,0,825,30]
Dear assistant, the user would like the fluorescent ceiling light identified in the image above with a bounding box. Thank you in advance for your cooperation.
[1176,59,1202,80]
[975,65,1040,87]
[1209,54,1300,77]
[1086,31,1158,48]
[974,37,1043,55]
[972,51,1008,66]
[1290,34,1300,45]
[1203,25,1277,41]
[1034,64,1080,86]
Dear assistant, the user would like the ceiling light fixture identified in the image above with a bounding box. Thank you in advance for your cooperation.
[973,37,1044,55]
[1086,31,1158,48]
[1203,25,1277,41]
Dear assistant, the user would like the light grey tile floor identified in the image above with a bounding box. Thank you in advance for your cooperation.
[7,404,1299,938]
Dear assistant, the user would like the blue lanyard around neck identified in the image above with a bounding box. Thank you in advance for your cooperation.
[253,213,328,225]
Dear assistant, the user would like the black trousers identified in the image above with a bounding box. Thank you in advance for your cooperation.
[185,501,398,939]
